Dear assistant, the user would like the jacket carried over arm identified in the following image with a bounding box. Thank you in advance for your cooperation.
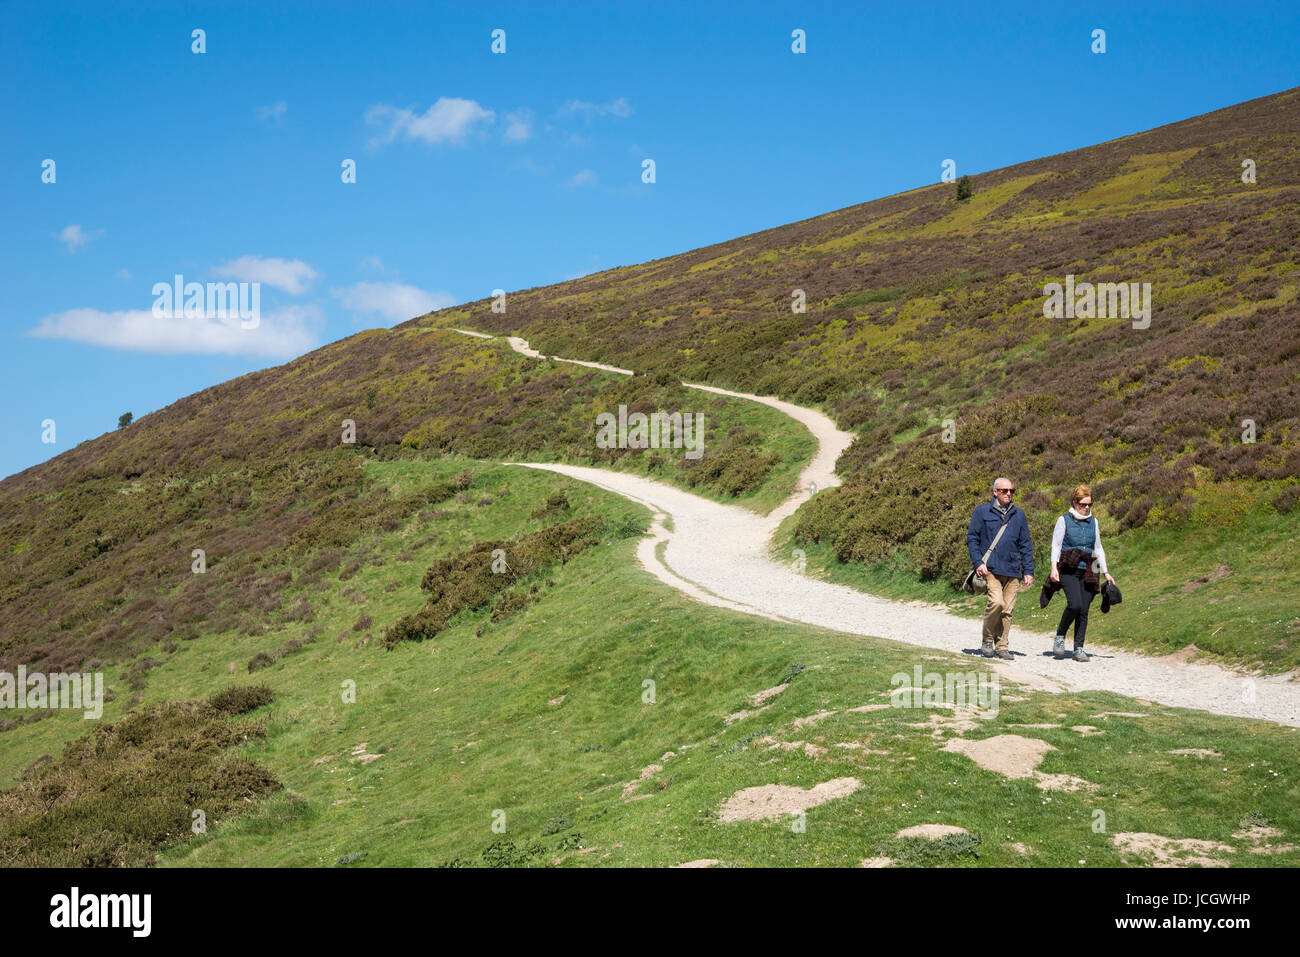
[967,500,1034,579]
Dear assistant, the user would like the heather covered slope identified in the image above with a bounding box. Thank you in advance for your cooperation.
[0,330,810,674]
[2,86,1298,680]
[421,87,1300,665]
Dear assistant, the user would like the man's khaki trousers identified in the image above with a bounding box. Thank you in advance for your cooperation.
[983,574,1020,650]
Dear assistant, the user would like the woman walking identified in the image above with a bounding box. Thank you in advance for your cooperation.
[1049,485,1115,662]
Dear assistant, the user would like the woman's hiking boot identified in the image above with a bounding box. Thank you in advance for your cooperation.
[1073,647,1090,662]
[994,649,1014,661]
[1053,634,1066,657]
[981,641,995,657]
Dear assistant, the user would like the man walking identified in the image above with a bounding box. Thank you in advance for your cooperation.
[967,478,1034,659]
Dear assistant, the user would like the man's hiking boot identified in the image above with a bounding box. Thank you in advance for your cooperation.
[1073,647,1090,662]
[981,641,995,658]
[1053,634,1066,657]
[994,649,1014,661]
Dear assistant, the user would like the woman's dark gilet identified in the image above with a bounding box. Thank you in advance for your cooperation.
[1062,513,1096,571]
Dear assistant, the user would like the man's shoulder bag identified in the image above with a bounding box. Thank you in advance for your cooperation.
[962,517,1011,595]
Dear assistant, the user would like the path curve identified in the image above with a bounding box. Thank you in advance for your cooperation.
[452,329,1299,727]
[454,329,853,520]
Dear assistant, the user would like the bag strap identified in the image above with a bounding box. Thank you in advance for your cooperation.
[980,515,1011,566]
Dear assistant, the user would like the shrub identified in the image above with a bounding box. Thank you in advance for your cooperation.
[490,589,533,622]
[0,701,279,866]
[209,684,276,716]
[530,493,570,519]
[384,516,602,648]
[1271,484,1300,514]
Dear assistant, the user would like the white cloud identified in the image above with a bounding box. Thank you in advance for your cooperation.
[503,108,533,142]
[330,281,455,324]
[115,268,131,279]
[359,256,388,273]
[566,169,598,188]
[558,97,632,119]
[213,255,318,294]
[256,100,288,122]
[27,305,322,358]
[366,98,495,147]
[60,224,101,252]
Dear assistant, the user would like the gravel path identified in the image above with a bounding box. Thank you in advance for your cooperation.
[455,329,1300,727]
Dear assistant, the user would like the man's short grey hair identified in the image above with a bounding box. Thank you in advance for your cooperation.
[993,477,1012,490]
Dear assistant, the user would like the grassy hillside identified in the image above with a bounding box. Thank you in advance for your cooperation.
[4,459,1295,867]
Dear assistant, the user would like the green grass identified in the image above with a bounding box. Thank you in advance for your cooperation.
[4,455,1294,867]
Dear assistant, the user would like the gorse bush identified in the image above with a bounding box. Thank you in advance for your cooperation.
[0,700,280,866]
[384,516,611,647]
[209,684,276,716]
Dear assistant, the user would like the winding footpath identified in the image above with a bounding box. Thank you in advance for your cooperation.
[452,328,1300,728]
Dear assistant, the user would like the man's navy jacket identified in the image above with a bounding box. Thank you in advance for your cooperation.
[967,500,1034,579]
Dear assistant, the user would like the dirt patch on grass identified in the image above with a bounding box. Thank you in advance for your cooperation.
[718,777,861,822]
[758,736,827,758]
[793,710,836,729]
[1071,726,1104,736]
[860,856,893,867]
[1234,820,1294,854]
[673,858,722,868]
[1092,711,1149,719]
[750,683,789,706]
[1168,748,1222,758]
[1233,824,1283,841]
[896,824,970,839]
[1111,832,1234,867]
[942,734,1055,778]
[909,707,995,738]
[943,734,1098,792]
[724,706,767,725]
[350,742,381,764]
[835,742,889,754]
[621,764,663,800]
[847,704,890,713]
[1035,772,1099,793]
[1181,564,1232,593]
[1008,842,1032,855]
[1159,643,1204,664]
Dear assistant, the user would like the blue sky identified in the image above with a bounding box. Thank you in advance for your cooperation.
[3,0,1297,480]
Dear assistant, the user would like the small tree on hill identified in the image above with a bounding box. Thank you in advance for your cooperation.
[956,175,973,201]
[118,412,133,428]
